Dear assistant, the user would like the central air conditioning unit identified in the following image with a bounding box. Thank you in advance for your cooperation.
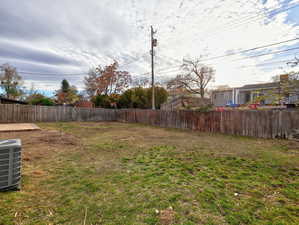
[0,139,22,191]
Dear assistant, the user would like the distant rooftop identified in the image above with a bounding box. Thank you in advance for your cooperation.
[0,96,28,105]
[212,88,233,92]
[212,82,281,92]
[239,82,279,90]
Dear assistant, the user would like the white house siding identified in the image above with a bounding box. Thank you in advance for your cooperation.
[212,90,233,106]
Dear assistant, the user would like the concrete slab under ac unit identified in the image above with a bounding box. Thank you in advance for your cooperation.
[0,123,41,132]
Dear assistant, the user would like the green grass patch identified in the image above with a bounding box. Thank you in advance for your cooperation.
[0,122,298,224]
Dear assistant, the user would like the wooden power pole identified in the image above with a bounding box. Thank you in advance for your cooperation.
[150,26,157,110]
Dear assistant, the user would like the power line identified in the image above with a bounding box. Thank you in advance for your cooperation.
[19,55,149,76]
[119,52,149,67]
[238,46,299,60]
[239,58,298,69]
[195,2,299,44]
[5,2,299,82]
[204,1,299,39]
[17,55,150,76]
[133,47,299,78]
[161,1,299,47]
[199,37,299,62]
[142,39,299,75]
[146,57,298,79]
[18,71,87,76]
[158,0,202,31]
[15,3,299,79]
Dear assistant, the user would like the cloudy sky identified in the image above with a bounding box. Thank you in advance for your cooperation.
[0,0,299,93]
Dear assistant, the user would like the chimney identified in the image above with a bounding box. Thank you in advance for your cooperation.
[280,74,289,82]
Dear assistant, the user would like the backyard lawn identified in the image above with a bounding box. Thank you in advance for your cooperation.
[0,122,298,225]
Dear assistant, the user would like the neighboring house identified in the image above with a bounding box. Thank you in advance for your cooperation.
[167,87,190,98]
[211,75,299,106]
[0,96,28,105]
[211,88,234,107]
[161,96,210,110]
[163,86,211,110]
[236,82,279,105]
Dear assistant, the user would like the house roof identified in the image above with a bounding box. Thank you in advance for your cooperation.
[0,96,28,105]
[239,82,279,90]
[211,82,280,94]
[211,88,233,93]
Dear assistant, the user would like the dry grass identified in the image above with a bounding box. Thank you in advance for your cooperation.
[0,122,298,225]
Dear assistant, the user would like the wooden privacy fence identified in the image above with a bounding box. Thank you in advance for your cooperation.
[1,104,299,139]
[0,104,116,122]
[116,109,299,139]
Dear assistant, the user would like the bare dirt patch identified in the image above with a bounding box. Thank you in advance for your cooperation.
[0,129,79,162]
[37,131,78,146]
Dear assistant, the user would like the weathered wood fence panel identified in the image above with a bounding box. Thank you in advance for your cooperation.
[0,104,117,123]
[115,109,299,139]
[1,104,299,139]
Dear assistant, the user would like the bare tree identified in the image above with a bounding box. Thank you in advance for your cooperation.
[0,63,23,99]
[287,56,299,67]
[84,69,97,97]
[167,59,215,98]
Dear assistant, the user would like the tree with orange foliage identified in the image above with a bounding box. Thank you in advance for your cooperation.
[55,79,79,105]
[84,61,132,97]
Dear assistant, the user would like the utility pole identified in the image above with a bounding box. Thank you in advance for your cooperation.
[150,25,157,110]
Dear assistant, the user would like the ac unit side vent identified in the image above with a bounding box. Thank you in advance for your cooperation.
[0,160,9,164]
[0,165,9,170]
[0,149,9,154]
[0,154,9,160]
[0,170,8,176]
[0,139,22,191]
[0,182,8,187]
[0,176,9,182]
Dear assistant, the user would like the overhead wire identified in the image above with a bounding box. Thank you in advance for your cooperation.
[4,1,299,84]
[142,1,298,74]
[204,2,299,40]
[160,1,298,47]
[198,37,299,62]
[15,38,299,79]
[134,44,299,77]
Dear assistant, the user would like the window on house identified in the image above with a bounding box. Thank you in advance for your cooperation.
[245,93,250,103]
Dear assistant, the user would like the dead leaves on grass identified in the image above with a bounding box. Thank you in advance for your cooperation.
[32,170,45,177]
[156,207,175,225]
[35,131,78,146]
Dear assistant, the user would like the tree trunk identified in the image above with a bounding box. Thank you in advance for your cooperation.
[200,88,205,99]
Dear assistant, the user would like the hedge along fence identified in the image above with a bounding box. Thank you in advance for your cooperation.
[1,104,299,139]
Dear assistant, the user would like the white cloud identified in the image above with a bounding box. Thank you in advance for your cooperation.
[0,0,298,91]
